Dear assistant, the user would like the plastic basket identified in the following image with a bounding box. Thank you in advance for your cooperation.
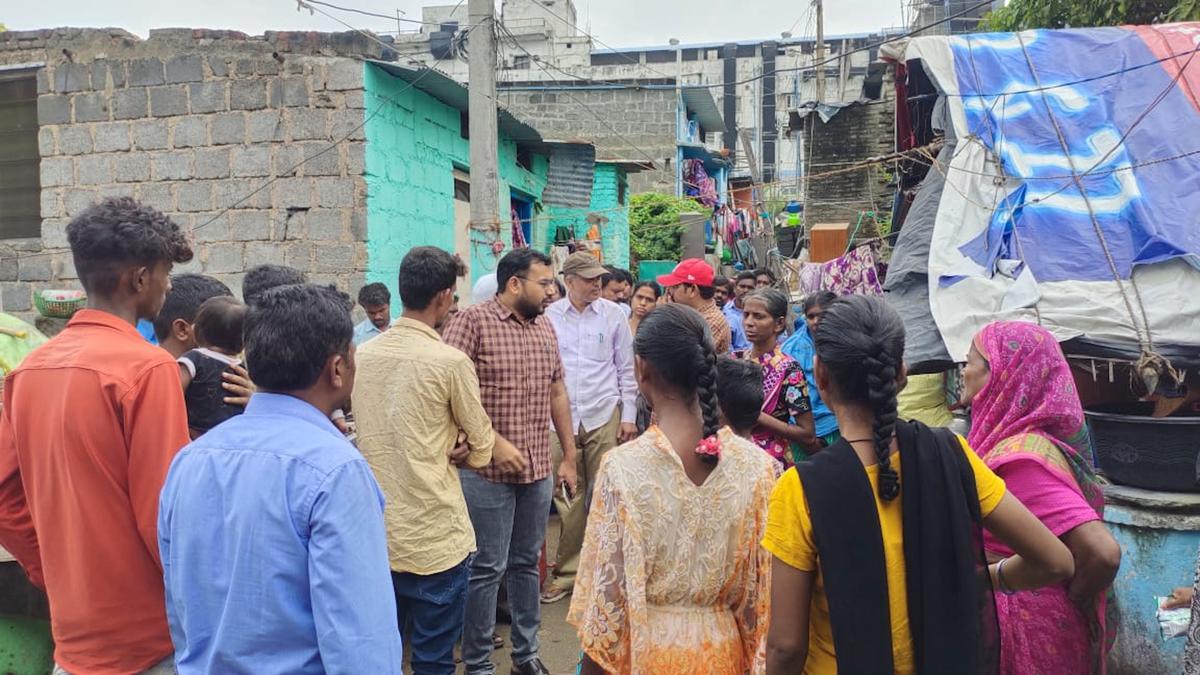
[1087,404,1200,493]
[33,290,86,319]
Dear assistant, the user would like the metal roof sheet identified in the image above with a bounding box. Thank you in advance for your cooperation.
[367,60,542,143]
[681,86,725,134]
[543,142,596,208]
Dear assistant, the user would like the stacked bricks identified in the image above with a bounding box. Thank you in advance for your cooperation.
[499,88,677,194]
[0,28,377,319]
[798,75,896,228]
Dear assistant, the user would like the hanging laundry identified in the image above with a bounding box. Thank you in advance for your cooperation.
[820,243,885,296]
[796,262,824,296]
[511,208,528,249]
[684,159,719,207]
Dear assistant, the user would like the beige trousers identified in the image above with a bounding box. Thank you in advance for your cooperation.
[546,407,621,592]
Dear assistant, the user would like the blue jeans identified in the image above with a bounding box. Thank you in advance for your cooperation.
[392,556,471,675]
[460,471,553,674]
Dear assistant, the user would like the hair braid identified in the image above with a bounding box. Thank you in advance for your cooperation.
[865,346,901,501]
[695,341,721,456]
[634,303,725,465]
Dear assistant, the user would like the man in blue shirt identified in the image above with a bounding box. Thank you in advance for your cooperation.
[723,270,756,356]
[353,282,392,345]
[781,290,841,445]
[158,283,401,674]
[136,318,159,345]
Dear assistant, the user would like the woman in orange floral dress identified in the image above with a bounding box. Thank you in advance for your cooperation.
[567,304,777,675]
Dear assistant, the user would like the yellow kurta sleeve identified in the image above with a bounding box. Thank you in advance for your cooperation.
[762,468,818,572]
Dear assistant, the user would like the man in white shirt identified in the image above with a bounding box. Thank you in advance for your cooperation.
[542,253,637,603]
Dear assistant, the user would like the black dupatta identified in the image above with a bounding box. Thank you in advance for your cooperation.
[795,419,999,674]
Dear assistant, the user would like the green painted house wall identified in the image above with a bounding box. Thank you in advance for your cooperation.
[362,63,549,307]
[542,163,630,269]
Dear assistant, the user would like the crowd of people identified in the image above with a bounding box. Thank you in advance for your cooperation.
[0,196,1125,675]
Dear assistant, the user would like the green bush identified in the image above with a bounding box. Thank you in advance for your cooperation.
[629,193,705,268]
[981,0,1200,31]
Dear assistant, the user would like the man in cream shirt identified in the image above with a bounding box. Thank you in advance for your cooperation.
[355,247,526,675]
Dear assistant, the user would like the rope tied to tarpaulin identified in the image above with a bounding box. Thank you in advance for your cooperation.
[1014,30,1187,395]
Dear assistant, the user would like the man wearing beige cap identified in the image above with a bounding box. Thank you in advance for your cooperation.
[541,252,637,603]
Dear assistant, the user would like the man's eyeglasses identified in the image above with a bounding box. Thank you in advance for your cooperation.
[516,276,556,289]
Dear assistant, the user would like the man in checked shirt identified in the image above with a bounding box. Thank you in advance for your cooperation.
[442,248,579,675]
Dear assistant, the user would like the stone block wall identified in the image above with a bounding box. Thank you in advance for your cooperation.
[0,28,379,321]
[799,99,896,227]
[498,87,676,194]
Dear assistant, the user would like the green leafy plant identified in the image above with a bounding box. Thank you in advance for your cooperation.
[629,193,704,267]
[981,0,1200,31]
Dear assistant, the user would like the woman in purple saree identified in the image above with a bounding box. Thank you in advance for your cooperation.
[961,321,1122,674]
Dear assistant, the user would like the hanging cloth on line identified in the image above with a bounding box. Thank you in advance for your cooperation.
[511,208,528,249]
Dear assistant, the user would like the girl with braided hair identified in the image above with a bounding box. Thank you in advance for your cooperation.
[568,304,777,675]
[762,295,1075,675]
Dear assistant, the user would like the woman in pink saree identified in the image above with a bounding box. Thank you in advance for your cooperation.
[741,289,820,467]
[961,321,1122,674]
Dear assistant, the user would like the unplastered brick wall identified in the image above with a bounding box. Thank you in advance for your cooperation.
[799,97,896,228]
[499,87,677,194]
[0,27,380,319]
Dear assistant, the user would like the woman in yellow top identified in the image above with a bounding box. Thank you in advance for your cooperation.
[762,295,1075,675]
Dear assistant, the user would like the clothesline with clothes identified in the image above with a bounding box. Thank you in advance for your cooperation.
[786,239,892,299]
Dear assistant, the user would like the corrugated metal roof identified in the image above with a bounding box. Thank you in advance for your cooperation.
[366,60,542,143]
[542,142,596,208]
[681,87,724,134]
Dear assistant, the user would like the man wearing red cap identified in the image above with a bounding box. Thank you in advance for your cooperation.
[656,259,732,354]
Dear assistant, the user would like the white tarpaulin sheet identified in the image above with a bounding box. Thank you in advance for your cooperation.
[895,26,1200,361]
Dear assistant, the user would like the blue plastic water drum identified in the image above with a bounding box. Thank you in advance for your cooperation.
[1103,484,1200,675]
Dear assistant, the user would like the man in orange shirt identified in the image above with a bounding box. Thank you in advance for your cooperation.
[0,197,193,675]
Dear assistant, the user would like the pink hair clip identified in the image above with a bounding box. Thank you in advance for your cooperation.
[695,435,721,458]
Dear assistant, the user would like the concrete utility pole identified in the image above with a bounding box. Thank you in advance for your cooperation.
[814,0,825,103]
[670,37,682,198]
[468,0,500,243]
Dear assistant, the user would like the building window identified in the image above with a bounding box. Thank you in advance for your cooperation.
[516,146,533,171]
[618,180,627,206]
[460,110,469,139]
[0,68,41,240]
[513,54,531,70]
[454,175,470,202]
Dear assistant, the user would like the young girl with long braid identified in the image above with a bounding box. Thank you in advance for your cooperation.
[568,304,777,675]
[763,295,1075,675]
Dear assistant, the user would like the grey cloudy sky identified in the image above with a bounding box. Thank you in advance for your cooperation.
[4,0,906,48]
